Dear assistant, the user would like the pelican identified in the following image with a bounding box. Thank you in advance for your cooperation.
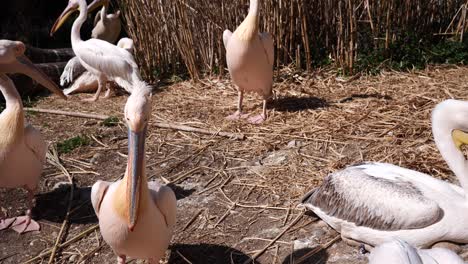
[51,0,138,102]
[223,0,274,124]
[301,99,468,248]
[368,239,465,264]
[91,87,176,263]
[63,38,134,96]
[59,0,122,87]
[0,40,66,234]
[91,0,121,43]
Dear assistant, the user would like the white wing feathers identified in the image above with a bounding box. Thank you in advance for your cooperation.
[148,181,177,228]
[60,56,86,86]
[91,180,111,217]
[223,30,232,49]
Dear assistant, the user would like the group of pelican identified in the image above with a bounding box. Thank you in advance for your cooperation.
[1,0,468,263]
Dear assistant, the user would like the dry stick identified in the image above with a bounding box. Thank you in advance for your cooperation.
[25,108,245,140]
[242,212,305,264]
[24,225,99,263]
[183,209,204,231]
[46,147,75,264]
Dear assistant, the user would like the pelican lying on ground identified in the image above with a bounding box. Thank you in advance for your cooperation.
[223,0,274,124]
[301,99,468,248]
[63,38,134,96]
[91,87,176,263]
[0,40,66,234]
[60,0,122,87]
[51,0,139,102]
[368,239,465,264]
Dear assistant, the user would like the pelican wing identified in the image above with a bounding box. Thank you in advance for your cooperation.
[24,124,46,164]
[369,239,423,264]
[260,32,274,66]
[76,39,137,81]
[223,30,233,49]
[302,162,444,231]
[148,181,177,228]
[60,56,86,86]
[91,180,111,217]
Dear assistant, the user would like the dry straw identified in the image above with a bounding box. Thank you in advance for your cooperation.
[117,0,468,81]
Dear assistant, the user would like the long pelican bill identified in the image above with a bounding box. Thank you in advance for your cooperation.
[126,127,146,231]
[0,55,66,99]
[87,0,108,13]
[452,130,468,150]
[50,3,79,36]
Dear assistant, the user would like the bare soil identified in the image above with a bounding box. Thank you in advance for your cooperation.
[2,66,468,263]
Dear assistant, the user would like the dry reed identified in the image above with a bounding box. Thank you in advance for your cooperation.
[117,0,468,80]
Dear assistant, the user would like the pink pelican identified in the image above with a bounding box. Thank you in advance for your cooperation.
[223,0,274,124]
[91,87,177,263]
[0,40,67,234]
[50,0,139,102]
[301,99,468,248]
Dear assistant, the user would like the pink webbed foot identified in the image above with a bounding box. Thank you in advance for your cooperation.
[0,218,16,231]
[103,88,112,99]
[226,111,249,121]
[82,96,99,102]
[248,114,266,124]
[10,216,40,234]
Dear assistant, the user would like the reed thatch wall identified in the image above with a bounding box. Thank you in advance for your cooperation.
[117,0,468,81]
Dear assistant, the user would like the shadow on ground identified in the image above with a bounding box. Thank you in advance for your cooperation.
[282,247,329,264]
[168,243,260,264]
[32,184,96,224]
[338,93,392,103]
[269,96,328,112]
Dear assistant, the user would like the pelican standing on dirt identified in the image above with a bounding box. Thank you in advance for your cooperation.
[301,99,468,248]
[51,0,139,102]
[60,0,122,87]
[368,239,465,264]
[223,0,274,124]
[0,40,67,234]
[63,38,134,96]
[91,87,176,263]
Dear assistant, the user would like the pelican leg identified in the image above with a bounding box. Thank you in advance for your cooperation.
[10,188,40,234]
[226,90,249,120]
[83,75,106,102]
[103,81,113,99]
[117,255,126,264]
[247,99,268,124]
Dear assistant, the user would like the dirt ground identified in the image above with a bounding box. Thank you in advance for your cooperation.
[2,66,468,263]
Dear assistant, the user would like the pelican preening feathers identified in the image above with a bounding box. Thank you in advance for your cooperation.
[91,87,176,263]
[224,0,274,124]
[0,40,66,233]
[301,99,468,249]
[51,0,138,102]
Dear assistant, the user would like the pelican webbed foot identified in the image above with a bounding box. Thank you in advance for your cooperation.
[247,113,266,124]
[226,111,250,120]
[0,218,16,231]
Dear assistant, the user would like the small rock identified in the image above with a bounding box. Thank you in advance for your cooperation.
[287,140,303,149]
[69,255,77,262]
[294,238,314,250]
[90,153,103,164]
[262,150,290,166]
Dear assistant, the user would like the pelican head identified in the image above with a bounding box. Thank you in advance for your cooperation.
[124,88,152,231]
[0,40,66,99]
[50,0,107,36]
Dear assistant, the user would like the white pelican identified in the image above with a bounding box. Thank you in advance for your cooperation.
[91,0,121,43]
[0,40,66,234]
[59,0,122,87]
[301,99,468,248]
[91,87,176,263]
[51,0,138,102]
[368,239,465,264]
[63,38,134,96]
[223,0,274,124]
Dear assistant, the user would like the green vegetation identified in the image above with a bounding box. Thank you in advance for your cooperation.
[101,116,120,127]
[57,135,90,154]
[354,36,468,75]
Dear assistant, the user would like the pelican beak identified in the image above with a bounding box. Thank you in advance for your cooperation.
[0,55,66,100]
[453,130,468,150]
[126,127,146,231]
[50,2,79,36]
[88,0,108,13]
